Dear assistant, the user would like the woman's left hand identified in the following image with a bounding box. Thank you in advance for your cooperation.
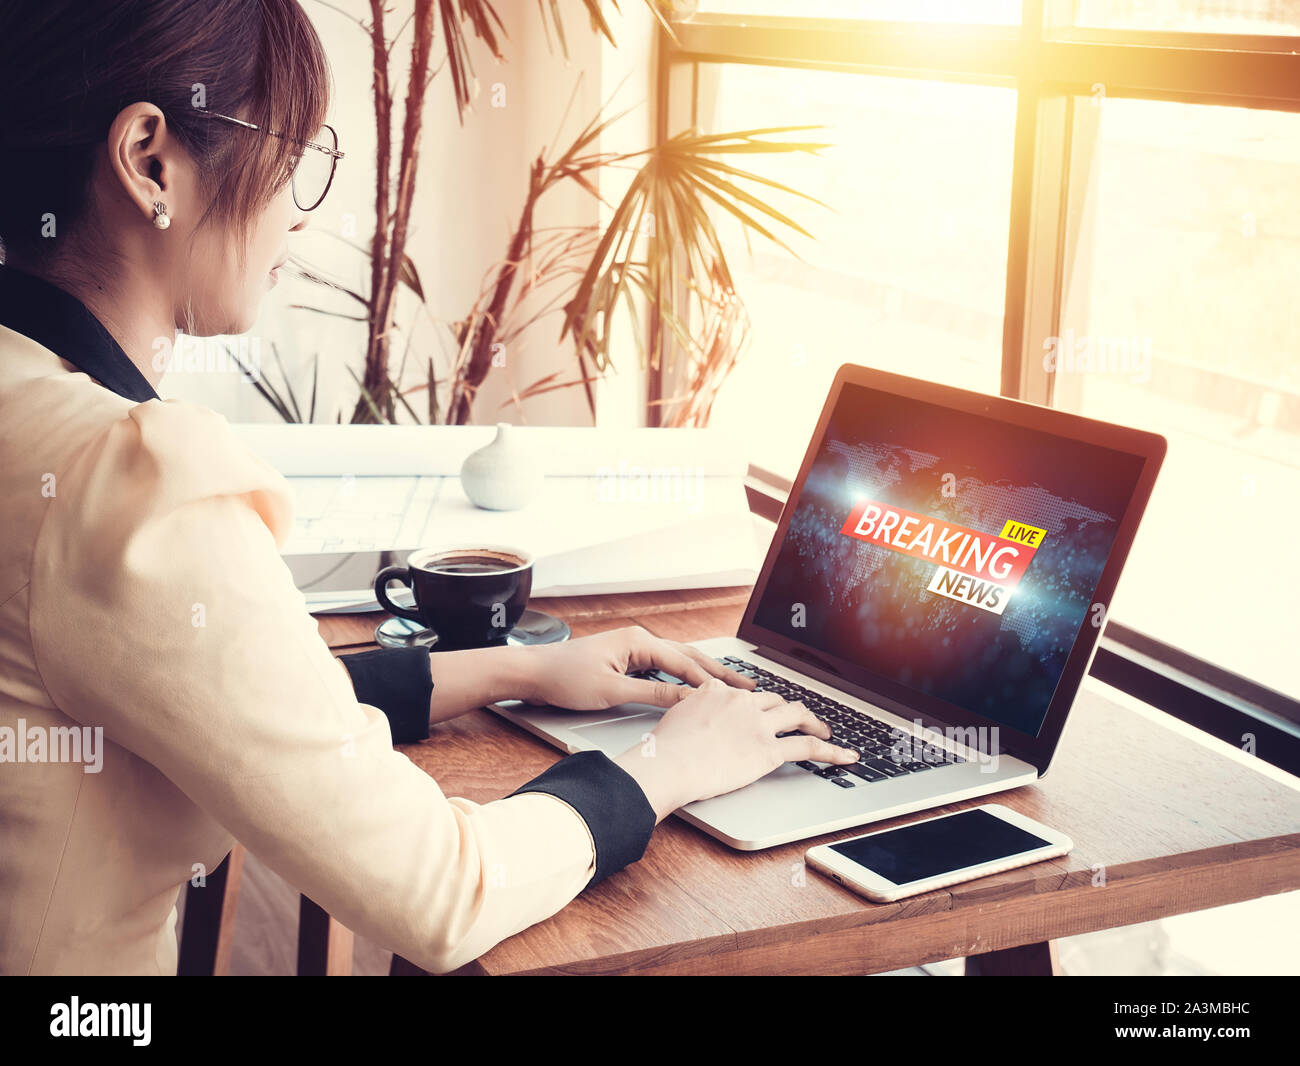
[517,624,757,711]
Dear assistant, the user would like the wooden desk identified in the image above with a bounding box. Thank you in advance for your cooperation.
[309,588,1300,977]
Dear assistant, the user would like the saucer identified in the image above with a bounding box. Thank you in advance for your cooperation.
[374,607,572,651]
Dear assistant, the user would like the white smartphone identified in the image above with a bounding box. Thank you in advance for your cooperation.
[805,804,1073,903]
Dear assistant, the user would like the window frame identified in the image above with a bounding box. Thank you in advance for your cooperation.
[657,1,1300,773]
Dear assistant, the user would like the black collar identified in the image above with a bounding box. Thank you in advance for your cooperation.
[0,263,160,403]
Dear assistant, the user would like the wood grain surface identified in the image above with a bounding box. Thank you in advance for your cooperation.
[317,592,1300,976]
[315,586,754,651]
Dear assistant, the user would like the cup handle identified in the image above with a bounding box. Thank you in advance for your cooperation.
[374,565,425,623]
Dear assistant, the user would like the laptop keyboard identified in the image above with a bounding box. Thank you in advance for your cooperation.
[630,656,963,789]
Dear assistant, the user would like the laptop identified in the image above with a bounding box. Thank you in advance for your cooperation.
[487,364,1166,850]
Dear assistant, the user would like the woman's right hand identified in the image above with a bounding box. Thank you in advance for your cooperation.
[612,677,860,821]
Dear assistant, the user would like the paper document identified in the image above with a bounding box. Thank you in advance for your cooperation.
[232,424,767,598]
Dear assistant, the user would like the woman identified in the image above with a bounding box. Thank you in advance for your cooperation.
[0,0,856,976]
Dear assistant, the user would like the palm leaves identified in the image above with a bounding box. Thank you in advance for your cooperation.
[561,124,831,386]
[436,58,830,425]
[230,340,320,424]
[284,0,827,427]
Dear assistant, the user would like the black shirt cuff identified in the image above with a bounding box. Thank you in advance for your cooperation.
[508,750,656,886]
[338,647,433,744]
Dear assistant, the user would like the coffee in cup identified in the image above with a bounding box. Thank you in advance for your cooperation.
[374,545,533,651]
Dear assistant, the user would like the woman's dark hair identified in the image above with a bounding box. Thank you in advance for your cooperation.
[0,0,331,273]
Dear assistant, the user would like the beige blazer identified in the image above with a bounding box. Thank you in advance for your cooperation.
[0,322,602,975]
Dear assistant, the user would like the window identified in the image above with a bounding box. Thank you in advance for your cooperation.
[698,0,1022,22]
[701,68,1015,478]
[1071,0,1300,35]
[1052,97,1300,698]
[659,4,1300,738]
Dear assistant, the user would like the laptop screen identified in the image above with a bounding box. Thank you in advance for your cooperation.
[750,380,1147,737]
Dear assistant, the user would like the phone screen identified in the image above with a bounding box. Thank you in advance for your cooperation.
[828,808,1052,886]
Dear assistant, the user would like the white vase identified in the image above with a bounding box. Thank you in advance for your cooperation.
[459,422,543,511]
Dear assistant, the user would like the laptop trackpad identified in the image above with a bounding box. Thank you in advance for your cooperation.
[570,710,664,755]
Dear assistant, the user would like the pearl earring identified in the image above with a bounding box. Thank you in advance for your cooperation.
[151,201,171,230]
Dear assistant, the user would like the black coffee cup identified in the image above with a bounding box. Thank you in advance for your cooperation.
[374,545,534,651]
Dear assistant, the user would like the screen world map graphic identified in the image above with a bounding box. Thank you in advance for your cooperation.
[753,384,1146,736]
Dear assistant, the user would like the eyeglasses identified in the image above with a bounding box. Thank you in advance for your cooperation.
[194,108,344,212]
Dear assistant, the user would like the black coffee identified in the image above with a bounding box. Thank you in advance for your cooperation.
[375,546,533,651]
[428,555,518,575]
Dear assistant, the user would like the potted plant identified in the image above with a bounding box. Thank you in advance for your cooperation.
[247,0,828,428]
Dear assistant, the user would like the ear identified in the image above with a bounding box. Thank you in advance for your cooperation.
[104,102,179,226]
